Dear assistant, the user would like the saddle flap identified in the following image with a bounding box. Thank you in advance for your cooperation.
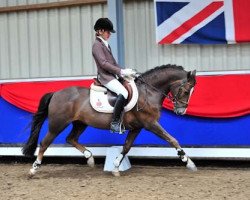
[91,78,132,106]
[90,79,139,113]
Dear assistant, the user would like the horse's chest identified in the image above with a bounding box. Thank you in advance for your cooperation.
[136,106,161,122]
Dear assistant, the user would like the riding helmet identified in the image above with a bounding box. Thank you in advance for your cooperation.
[94,18,116,33]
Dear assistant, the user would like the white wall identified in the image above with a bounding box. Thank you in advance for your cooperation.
[0,0,64,7]
[0,1,106,79]
[0,0,249,80]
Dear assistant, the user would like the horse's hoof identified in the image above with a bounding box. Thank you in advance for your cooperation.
[112,167,121,177]
[112,170,121,177]
[186,159,198,172]
[87,156,95,168]
[28,168,36,178]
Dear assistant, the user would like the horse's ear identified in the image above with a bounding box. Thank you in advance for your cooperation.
[191,70,196,77]
[187,70,196,80]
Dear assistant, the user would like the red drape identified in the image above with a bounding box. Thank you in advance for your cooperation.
[1,74,250,118]
[163,74,250,117]
[0,80,93,113]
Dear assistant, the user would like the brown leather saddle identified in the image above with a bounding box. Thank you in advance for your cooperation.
[93,78,133,107]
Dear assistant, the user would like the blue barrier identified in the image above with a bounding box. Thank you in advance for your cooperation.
[0,97,250,147]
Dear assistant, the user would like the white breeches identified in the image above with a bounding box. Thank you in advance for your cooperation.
[104,79,128,99]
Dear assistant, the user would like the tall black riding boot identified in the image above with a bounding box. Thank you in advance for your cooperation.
[110,94,126,133]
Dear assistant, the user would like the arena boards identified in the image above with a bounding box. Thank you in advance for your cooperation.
[1,71,250,159]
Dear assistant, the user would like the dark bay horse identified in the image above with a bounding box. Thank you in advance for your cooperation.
[23,64,197,176]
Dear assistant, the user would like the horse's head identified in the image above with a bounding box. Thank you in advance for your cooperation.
[169,70,196,115]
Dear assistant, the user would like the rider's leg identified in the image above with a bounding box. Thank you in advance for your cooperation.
[104,79,128,133]
[111,94,126,133]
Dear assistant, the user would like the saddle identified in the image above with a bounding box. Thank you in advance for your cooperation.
[90,78,139,113]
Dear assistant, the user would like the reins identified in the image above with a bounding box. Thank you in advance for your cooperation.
[135,73,195,111]
[136,75,189,103]
[135,75,175,111]
[136,76,171,99]
[136,82,148,111]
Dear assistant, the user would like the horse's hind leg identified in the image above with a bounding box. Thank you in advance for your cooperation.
[66,121,95,168]
[29,130,60,176]
[29,119,70,177]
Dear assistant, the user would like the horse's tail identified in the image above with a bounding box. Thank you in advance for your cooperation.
[22,92,54,157]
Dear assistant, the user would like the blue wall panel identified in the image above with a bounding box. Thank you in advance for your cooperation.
[1,97,250,147]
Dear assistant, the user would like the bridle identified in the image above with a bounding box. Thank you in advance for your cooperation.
[136,76,194,110]
[169,79,195,108]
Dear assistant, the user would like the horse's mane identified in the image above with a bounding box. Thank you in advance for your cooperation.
[137,64,184,80]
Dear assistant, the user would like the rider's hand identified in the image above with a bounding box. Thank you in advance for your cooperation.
[120,68,136,77]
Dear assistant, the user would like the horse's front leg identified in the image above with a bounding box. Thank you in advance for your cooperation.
[145,121,197,171]
[112,128,141,176]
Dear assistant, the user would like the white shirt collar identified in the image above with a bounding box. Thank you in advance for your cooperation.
[97,36,109,49]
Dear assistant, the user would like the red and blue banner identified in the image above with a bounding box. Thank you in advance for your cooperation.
[155,0,250,44]
[0,74,250,147]
[1,74,250,117]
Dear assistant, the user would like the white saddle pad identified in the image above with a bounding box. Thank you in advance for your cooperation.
[90,80,139,113]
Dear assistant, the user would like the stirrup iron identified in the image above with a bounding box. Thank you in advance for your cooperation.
[110,121,125,134]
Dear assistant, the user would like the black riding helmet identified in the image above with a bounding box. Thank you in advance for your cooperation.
[94,18,116,33]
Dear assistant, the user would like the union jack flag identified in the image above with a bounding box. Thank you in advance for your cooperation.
[154,0,250,44]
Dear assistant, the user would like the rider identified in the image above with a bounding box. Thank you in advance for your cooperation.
[92,18,134,133]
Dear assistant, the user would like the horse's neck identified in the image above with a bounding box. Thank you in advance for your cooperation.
[145,73,180,92]
[140,70,185,102]
[137,68,186,108]
[137,75,169,105]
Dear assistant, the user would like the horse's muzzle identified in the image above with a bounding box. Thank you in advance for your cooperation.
[174,107,187,115]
